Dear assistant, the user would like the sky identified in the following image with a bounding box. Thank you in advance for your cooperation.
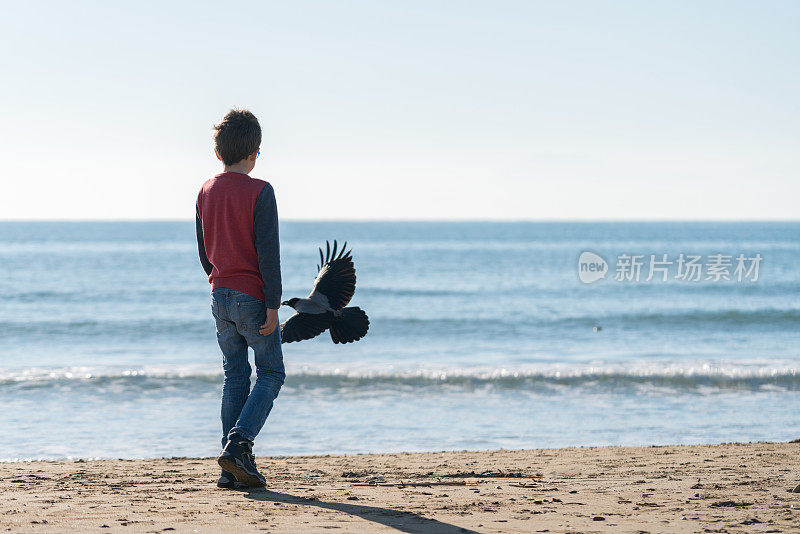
[0,1,797,221]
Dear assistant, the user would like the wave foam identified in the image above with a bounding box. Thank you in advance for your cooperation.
[1,361,797,392]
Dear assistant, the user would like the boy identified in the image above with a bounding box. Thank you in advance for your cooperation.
[195,108,284,488]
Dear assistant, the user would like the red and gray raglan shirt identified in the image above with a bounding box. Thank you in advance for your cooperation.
[195,172,281,309]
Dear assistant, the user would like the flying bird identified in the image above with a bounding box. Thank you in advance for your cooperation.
[280,240,369,344]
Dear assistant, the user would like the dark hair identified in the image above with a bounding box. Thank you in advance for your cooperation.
[213,109,261,166]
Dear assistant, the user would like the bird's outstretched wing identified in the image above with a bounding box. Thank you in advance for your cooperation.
[280,313,330,343]
[310,240,356,310]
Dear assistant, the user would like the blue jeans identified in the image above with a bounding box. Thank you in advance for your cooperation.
[211,287,285,449]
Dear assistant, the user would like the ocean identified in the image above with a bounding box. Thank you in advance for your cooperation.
[0,221,798,461]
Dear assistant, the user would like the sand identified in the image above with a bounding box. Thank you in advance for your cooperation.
[1,442,798,533]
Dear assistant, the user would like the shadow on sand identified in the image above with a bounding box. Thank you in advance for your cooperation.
[243,488,479,533]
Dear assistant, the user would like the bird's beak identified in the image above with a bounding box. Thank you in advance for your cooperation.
[280,301,288,306]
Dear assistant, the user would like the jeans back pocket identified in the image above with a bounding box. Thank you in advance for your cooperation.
[236,299,266,335]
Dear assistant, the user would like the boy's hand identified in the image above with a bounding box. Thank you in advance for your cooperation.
[259,308,279,336]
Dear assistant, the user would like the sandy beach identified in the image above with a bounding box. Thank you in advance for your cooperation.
[1,442,798,533]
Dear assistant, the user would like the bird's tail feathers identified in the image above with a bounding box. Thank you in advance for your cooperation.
[329,307,369,344]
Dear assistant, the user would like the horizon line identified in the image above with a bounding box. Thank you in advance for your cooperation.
[1,218,799,224]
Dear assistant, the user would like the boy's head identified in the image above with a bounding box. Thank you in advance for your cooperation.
[213,109,261,170]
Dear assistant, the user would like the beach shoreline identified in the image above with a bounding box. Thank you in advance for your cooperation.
[1,442,798,533]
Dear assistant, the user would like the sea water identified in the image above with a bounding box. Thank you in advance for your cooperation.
[0,221,798,460]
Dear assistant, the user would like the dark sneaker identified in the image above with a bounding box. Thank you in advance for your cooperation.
[217,434,266,488]
[217,469,240,489]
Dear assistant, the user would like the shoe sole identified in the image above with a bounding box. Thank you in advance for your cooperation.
[217,455,266,488]
[217,480,247,490]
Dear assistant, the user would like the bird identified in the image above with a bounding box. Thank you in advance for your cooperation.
[279,240,370,344]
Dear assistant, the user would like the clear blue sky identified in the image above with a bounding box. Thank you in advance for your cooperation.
[0,1,797,220]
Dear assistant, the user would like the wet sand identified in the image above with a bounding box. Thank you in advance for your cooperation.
[1,442,798,533]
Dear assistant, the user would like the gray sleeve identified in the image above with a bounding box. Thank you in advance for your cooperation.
[196,203,213,276]
[253,183,282,309]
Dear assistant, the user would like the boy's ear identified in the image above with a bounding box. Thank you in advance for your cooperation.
[214,149,222,162]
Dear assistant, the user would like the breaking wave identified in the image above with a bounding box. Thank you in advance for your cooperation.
[2,361,797,393]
